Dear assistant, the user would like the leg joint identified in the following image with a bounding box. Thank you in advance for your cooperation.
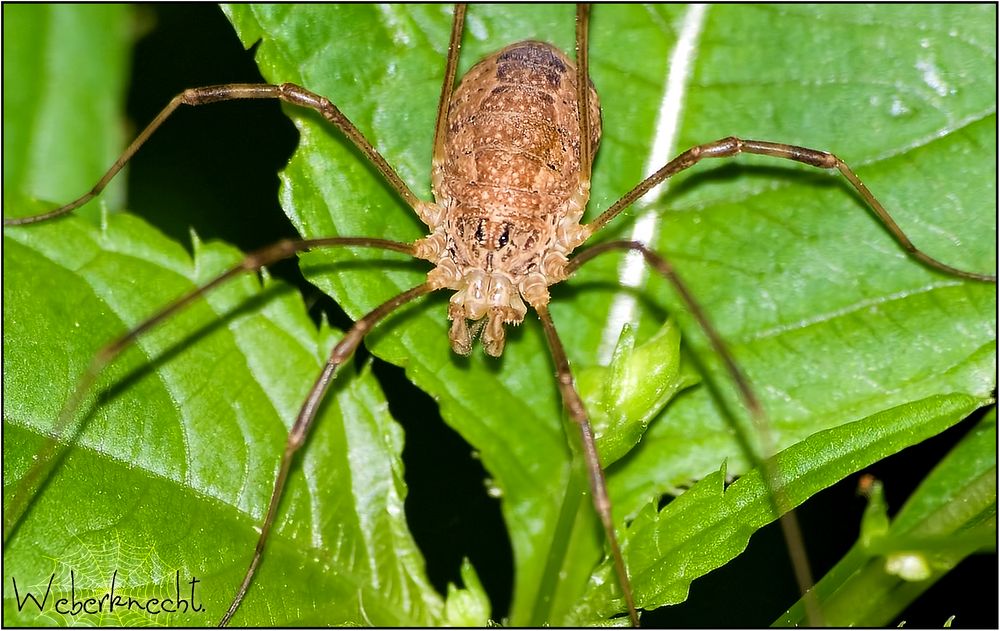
[244,239,296,270]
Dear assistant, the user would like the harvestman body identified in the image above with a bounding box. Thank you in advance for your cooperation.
[4,4,995,627]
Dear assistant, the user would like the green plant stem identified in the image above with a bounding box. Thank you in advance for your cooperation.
[531,457,587,626]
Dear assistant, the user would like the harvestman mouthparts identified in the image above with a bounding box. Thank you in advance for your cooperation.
[4,4,995,628]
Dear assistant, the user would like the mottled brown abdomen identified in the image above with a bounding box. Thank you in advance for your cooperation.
[433,40,601,221]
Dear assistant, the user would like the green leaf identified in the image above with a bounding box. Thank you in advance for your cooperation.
[777,409,997,627]
[574,394,988,623]
[578,320,698,468]
[4,210,444,626]
[225,4,995,624]
[444,559,492,626]
[3,4,130,213]
[3,8,443,627]
[4,4,996,628]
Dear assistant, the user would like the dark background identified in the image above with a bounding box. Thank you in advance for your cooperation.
[119,5,995,626]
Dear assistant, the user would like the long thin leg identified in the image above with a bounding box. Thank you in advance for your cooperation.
[3,237,417,542]
[431,4,467,163]
[568,240,823,626]
[219,282,437,626]
[585,136,995,282]
[534,303,640,628]
[4,83,421,226]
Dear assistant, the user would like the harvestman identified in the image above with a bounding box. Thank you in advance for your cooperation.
[4,4,995,626]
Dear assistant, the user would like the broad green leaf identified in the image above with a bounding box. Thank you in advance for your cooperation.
[225,4,995,625]
[3,4,996,628]
[3,7,463,627]
[2,4,129,213]
[3,208,447,626]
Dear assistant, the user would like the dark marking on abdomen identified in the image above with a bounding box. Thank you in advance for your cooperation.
[496,41,567,88]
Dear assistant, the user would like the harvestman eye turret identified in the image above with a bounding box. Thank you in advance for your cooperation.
[4,4,995,627]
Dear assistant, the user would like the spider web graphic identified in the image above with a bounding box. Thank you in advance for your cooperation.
[11,531,187,627]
